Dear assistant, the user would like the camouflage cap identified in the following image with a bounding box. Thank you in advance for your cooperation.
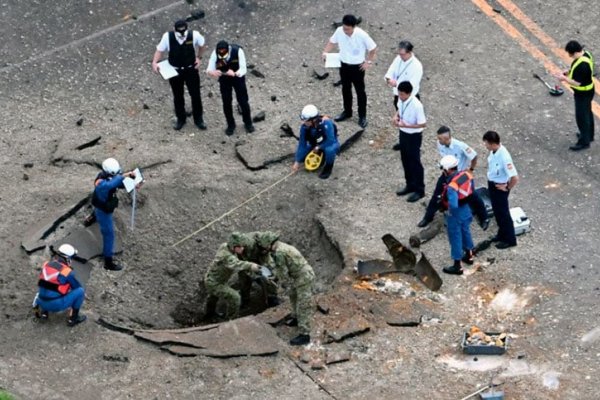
[228,232,252,248]
[256,231,280,249]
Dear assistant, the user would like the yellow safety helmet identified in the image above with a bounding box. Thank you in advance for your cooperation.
[304,150,323,171]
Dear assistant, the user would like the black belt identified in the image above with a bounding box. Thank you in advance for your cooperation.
[340,61,363,67]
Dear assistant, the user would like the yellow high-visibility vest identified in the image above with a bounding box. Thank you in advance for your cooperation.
[568,55,594,91]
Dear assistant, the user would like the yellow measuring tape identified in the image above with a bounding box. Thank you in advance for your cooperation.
[171,170,297,247]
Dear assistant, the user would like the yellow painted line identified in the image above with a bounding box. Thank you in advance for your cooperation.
[470,0,600,119]
[496,0,600,96]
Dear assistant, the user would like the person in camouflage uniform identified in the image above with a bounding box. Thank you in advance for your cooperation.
[255,231,315,346]
[204,232,261,319]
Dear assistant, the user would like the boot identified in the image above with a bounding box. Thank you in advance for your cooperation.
[289,334,310,346]
[104,257,123,271]
[442,260,463,275]
[83,213,96,227]
[319,162,334,179]
[67,309,87,326]
[33,305,49,321]
[462,249,475,265]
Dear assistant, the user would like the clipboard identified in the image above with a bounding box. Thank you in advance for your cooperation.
[123,168,144,193]
[325,53,341,68]
[157,60,178,80]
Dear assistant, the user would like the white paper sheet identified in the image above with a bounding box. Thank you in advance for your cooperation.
[123,168,144,193]
[325,53,341,68]
[158,60,178,80]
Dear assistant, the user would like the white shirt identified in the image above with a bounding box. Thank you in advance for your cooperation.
[329,27,377,65]
[487,145,518,183]
[397,95,426,134]
[206,46,247,77]
[156,30,205,52]
[384,54,423,96]
[438,138,476,172]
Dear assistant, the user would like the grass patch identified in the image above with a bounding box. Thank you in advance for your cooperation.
[0,390,15,400]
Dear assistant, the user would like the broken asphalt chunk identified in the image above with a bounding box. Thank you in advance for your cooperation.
[325,315,370,343]
[252,111,266,122]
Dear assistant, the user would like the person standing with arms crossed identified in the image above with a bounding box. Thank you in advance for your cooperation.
[322,14,377,129]
[152,19,207,131]
[554,40,595,151]
[483,131,519,250]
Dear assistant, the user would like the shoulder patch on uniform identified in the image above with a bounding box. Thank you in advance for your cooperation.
[507,163,513,169]
[465,147,473,153]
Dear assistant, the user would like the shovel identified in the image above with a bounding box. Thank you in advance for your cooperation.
[533,73,564,96]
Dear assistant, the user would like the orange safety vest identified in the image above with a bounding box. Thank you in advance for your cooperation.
[441,171,474,210]
[38,260,72,295]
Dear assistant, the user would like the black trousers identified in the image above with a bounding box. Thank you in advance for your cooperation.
[340,62,367,118]
[219,75,252,127]
[423,174,488,222]
[399,130,424,195]
[169,67,204,124]
[488,181,516,245]
[574,91,595,145]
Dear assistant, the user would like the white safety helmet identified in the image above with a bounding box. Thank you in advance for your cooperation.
[440,155,459,171]
[102,158,121,176]
[300,104,319,121]
[57,244,77,259]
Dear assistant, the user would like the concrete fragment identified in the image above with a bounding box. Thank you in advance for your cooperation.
[135,316,281,358]
[325,350,351,365]
[256,305,290,326]
[252,111,266,122]
[310,359,325,370]
[325,315,370,343]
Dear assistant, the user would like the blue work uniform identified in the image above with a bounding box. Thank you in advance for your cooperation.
[35,259,85,313]
[423,138,488,223]
[295,118,340,166]
[92,172,125,258]
[445,172,475,261]
[487,144,518,246]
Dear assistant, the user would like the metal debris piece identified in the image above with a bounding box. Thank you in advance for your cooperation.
[414,252,442,291]
[325,350,351,365]
[381,234,416,273]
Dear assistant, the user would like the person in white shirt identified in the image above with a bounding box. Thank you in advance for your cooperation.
[483,130,519,249]
[417,126,490,231]
[152,20,207,131]
[322,14,377,128]
[394,81,427,203]
[384,40,423,109]
[206,40,254,136]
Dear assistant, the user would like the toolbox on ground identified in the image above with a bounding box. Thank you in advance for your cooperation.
[461,331,508,355]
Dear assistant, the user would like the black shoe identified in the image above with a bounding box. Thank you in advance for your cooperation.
[462,250,475,265]
[489,235,500,242]
[396,187,412,196]
[407,192,425,203]
[173,120,186,130]
[417,217,432,228]
[569,143,590,151]
[495,241,516,250]
[442,265,464,275]
[289,334,310,346]
[245,124,255,133]
[104,257,123,271]
[67,314,87,327]
[392,143,401,151]
[479,219,490,231]
[334,111,351,122]
[358,117,368,128]
[319,163,334,179]
[284,316,298,327]
[33,306,49,321]
[195,120,207,130]
[225,126,235,136]
[83,213,96,227]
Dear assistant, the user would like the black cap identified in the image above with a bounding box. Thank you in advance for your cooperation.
[174,19,188,30]
[216,40,229,51]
